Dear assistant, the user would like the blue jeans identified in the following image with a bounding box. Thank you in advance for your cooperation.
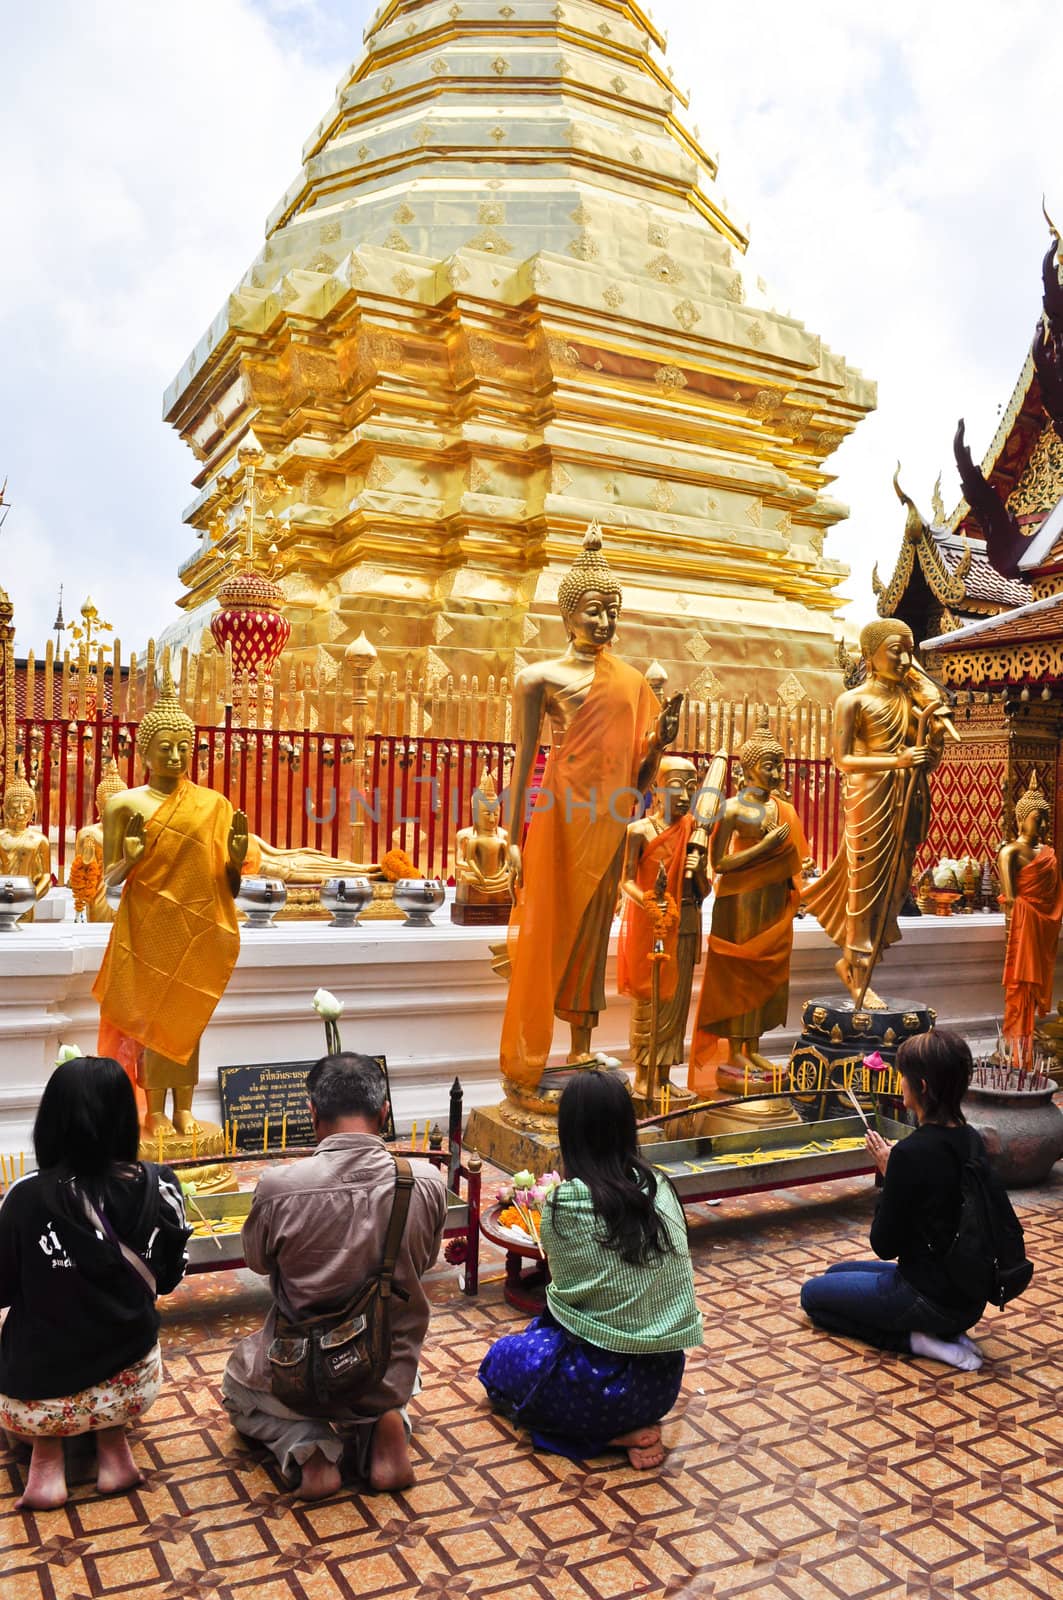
[800,1260,972,1354]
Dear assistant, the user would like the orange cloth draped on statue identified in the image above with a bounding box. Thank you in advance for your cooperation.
[688,798,808,1095]
[1002,846,1063,1041]
[500,652,658,1088]
[617,812,697,1004]
[93,779,241,1080]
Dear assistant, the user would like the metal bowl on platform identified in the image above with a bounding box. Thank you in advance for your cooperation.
[394,878,445,926]
[0,877,37,930]
[320,876,372,927]
[235,877,286,928]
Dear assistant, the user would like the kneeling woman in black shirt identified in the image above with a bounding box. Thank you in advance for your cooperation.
[0,1058,189,1509]
[801,1029,987,1372]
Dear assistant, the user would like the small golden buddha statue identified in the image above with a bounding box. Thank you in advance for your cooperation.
[618,756,708,1094]
[499,522,682,1104]
[998,772,1063,1045]
[94,666,247,1149]
[70,758,127,921]
[0,774,52,917]
[452,767,516,926]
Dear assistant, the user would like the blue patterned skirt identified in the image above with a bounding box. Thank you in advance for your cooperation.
[477,1308,685,1460]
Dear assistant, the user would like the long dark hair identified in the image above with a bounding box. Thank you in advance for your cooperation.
[551,1072,675,1266]
[34,1057,141,1187]
[896,1029,971,1125]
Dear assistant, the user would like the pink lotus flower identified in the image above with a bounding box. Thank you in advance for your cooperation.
[862,1051,887,1073]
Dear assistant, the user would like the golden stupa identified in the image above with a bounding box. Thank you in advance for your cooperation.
[163,0,875,703]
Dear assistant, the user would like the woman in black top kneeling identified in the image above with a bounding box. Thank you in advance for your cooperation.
[801,1029,987,1372]
[0,1058,189,1509]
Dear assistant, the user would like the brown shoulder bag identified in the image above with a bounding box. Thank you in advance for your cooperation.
[268,1156,414,1416]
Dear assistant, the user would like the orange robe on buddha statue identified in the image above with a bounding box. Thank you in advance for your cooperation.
[500,652,659,1088]
[1003,846,1063,1042]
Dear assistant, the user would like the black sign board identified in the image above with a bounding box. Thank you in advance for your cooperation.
[217,1056,394,1151]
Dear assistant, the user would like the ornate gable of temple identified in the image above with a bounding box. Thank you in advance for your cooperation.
[162,0,875,702]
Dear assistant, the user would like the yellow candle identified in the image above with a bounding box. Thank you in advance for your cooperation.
[281,1113,288,1151]
[156,1129,164,1164]
[410,1121,418,1149]
[743,1063,749,1099]
[263,1113,269,1153]
[423,1124,430,1152]
[0,1153,8,1189]
[18,1151,24,1178]
[232,1118,239,1153]
[191,1125,198,1161]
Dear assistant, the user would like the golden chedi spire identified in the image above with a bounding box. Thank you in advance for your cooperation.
[162,0,875,703]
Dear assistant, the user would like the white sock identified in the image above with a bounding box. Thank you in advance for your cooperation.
[910,1330,983,1371]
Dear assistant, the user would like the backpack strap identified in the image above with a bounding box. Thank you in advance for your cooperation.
[80,1184,158,1299]
[378,1157,414,1296]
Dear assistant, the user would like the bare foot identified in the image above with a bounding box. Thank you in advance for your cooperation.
[609,1427,661,1450]
[297,1449,342,1501]
[95,1427,144,1495]
[16,1438,68,1511]
[369,1410,414,1493]
[627,1439,667,1469]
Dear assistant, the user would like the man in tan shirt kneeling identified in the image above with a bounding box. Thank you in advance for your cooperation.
[222,1053,447,1499]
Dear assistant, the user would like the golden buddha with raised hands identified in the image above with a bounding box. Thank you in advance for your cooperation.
[500,523,682,1094]
[804,619,953,1008]
[93,666,248,1139]
[0,774,52,913]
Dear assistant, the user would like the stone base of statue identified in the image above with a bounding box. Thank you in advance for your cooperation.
[788,995,934,1117]
[715,1057,788,1098]
[466,1061,629,1173]
[450,901,513,927]
[137,1119,229,1171]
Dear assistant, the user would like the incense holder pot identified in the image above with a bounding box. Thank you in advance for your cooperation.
[963,1083,1063,1188]
[320,876,372,927]
[0,877,37,930]
[394,878,446,926]
[235,877,287,928]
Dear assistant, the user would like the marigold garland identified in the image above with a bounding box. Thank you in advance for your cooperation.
[380,847,423,882]
[68,854,101,914]
[643,891,679,961]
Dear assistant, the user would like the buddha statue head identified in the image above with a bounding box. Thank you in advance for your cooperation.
[95,757,127,820]
[471,767,503,836]
[1015,770,1051,843]
[655,755,698,822]
[3,772,37,831]
[737,727,786,795]
[136,663,195,780]
[557,522,622,651]
[859,618,914,685]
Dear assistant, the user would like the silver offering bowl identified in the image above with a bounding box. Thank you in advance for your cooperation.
[320,876,372,928]
[235,877,287,928]
[0,877,37,930]
[393,878,446,927]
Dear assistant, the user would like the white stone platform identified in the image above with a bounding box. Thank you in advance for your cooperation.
[0,907,1046,1156]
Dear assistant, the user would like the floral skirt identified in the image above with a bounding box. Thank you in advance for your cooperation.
[478,1309,685,1461]
[0,1345,162,1439]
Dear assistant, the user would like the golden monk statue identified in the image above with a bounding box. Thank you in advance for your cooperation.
[452,767,516,925]
[0,774,52,916]
[93,667,247,1143]
[618,757,708,1091]
[803,619,956,1008]
[70,759,127,921]
[500,523,682,1101]
[999,773,1063,1047]
[689,729,809,1094]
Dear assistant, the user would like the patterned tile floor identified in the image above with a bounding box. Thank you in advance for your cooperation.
[2,1169,1061,1600]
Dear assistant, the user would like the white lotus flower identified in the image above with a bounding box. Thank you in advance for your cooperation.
[312,988,344,1021]
[55,1044,83,1065]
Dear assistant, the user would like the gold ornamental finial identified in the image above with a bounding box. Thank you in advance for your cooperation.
[557,520,622,617]
[70,594,114,652]
[1016,769,1050,824]
[95,757,126,816]
[136,655,195,763]
[1042,196,1061,250]
[892,464,926,544]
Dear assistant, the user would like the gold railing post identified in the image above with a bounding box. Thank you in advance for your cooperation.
[346,632,377,864]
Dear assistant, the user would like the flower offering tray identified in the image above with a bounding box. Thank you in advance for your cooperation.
[646,1112,912,1204]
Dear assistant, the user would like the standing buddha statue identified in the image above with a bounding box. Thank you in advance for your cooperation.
[618,756,708,1091]
[803,619,955,1008]
[998,772,1063,1049]
[499,523,682,1108]
[93,666,248,1145]
[0,774,52,915]
[70,758,127,921]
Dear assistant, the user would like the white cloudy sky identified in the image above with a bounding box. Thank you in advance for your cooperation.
[2,0,1061,656]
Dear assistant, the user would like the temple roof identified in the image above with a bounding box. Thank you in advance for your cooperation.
[924,589,1063,654]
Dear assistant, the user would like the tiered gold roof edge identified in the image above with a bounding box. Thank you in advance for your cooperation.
[163,0,876,704]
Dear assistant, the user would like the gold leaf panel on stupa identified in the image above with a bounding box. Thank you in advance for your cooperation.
[161,0,875,702]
